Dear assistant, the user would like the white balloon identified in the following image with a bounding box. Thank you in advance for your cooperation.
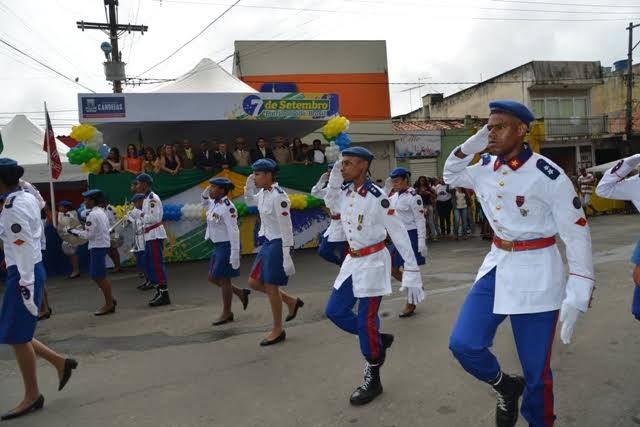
[86,130,103,150]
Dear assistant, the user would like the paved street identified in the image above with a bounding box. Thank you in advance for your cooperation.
[1,215,639,427]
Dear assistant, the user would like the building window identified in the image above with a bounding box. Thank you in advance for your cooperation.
[531,97,589,118]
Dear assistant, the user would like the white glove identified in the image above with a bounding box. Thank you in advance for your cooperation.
[460,124,489,156]
[244,174,257,194]
[283,247,295,276]
[201,187,210,200]
[559,303,581,344]
[328,158,344,189]
[383,177,393,195]
[230,252,240,270]
[406,287,425,305]
[318,172,329,185]
[419,241,428,258]
[400,270,424,304]
[19,281,38,317]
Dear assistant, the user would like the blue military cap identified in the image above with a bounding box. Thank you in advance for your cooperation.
[0,158,18,168]
[131,193,145,202]
[82,189,103,199]
[251,158,279,172]
[135,173,154,184]
[389,167,411,178]
[489,100,535,125]
[341,146,374,162]
[209,177,235,189]
[57,200,73,207]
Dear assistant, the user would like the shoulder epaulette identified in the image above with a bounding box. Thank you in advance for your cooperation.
[274,186,284,194]
[536,158,560,180]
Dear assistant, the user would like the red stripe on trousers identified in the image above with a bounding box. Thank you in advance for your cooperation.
[367,297,381,361]
[251,260,262,281]
[151,240,166,286]
[542,312,559,426]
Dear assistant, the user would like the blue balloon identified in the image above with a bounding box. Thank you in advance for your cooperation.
[335,132,352,150]
[247,206,258,215]
[99,144,110,159]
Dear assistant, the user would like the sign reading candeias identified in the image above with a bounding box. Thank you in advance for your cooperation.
[395,131,441,158]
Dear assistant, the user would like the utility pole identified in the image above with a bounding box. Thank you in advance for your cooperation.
[626,22,639,138]
[77,0,148,93]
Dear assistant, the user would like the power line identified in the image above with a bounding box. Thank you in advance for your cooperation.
[0,38,97,93]
[135,0,241,78]
[489,0,640,8]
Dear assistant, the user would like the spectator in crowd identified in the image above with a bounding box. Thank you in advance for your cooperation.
[272,136,291,164]
[214,142,237,169]
[106,147,122,172]
[159,144,182,176]
[250,137,276,164]
[123,144,143,174]
[414,176,438,241]
[290,137,303,161]
[195,140,216,172]
[143,147,158,173]
[233,137,251,167]
[435,177,453,238]
[100,161,117,174]
[155,145,165,163]
[577,167,598,216]
[292,143,312,165]
[310,139,326,164]
[177,139,195,170]
[453,187,470,240]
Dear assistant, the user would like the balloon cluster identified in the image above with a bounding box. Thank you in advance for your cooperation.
[322,116,350,141]
[234,202,258,218]
[181,204,206,221]
[113,205,130,220]
[67,124,112,174]
[163,204,184,221]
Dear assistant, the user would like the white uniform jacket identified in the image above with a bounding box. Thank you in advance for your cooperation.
[71,207,110,249]
[244,182,293,247]
[311,175,346,242]
[325,179,422,298]
[142,192,167,241]
[389,188,427,242]
[201,191,241,257]
[0,191,43,286]
[595,154,640,210]
[444,145,594,315]
[125,208,145,252]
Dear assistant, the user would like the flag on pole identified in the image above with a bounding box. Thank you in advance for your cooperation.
[0,130,4,154]
[43,104,62,180]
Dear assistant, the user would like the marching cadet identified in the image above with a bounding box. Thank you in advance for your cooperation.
[444,101,594,427]
[202,177,250,325]
[125,193,150,290]
[595,154,640,321]
[311,163,349,265]
[55,200,82,279]
[67,190,117,316]
[0,158,78,420]
[134,173,171,307]
[384,167,428,318]
[323,147,425,406]
[244,159,304,346]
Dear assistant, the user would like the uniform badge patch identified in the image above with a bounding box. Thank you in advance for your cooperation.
[481,153,491,166]
[86,221,92,226]
[611,159,624,174]
[536,159,560,180]
[387,209,395,216]
[282,212,289,216]
[573,197,582,209]
[150,201,156,208]
[575,217,587,227]
[229,208,236,214]
[281,201,288,208]
[520,208,529,217]
[516,196,525,207]
[10,224,21,233]
[13,239,24,246]
[417,199,422,206]
[224,199,231,206]
[381,199,390,208]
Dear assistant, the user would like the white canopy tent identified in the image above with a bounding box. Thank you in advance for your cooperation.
[151,58,258,93]
[0,115,84,183]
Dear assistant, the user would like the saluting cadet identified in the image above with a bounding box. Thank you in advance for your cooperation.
[323,147,425,406]
[67,190,117,316]
[595,154,640,321]
[244,159,304,346]
[55,200,82,279]
[444,101,594,427]
[18,178,45,209]
[134,173,171,307]
[202,177,251,325]
[384,167,428,318]
[311,163,349,265]
[0,158,77,421]
[125,193,149,290]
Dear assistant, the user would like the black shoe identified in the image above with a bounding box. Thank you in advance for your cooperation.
[0,395,45,420]
[212,313,234,326]
[398,310,415,318]
[349,362,383,406]
[285,298,304,322]
[379,333,394,366]
[241,289,251,311]
[38,307,52,321]
[140,282,156,291]
[492,373,525,427]
[259,330,286,346]
[149,288,161,303]
[58,359,78,391]
[149,290,171,307]
[137,280,150,290]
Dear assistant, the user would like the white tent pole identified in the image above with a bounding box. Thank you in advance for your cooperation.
[44,102,57,226]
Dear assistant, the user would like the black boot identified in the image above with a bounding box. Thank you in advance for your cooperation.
[491,372,525,427]
[149,289,171,307]
[349,362,383,406]
[379,333,394,366]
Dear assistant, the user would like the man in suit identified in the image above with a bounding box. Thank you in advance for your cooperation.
[250,137,276,164]
[195,140,216,172]
[214,143,237,169]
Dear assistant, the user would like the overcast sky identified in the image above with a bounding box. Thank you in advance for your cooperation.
[0,0,638,132]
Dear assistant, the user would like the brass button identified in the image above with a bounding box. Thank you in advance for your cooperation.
[497,195,503,199]
[502,170,508,175]
[499,182,505,187]
[496,206,502,210]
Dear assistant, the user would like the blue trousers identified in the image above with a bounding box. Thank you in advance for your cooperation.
[633,285,640,321]
[317,235,348,266]
[145,239,168,289]
[449,268,558,427]
[134,251,146,278]
[325,277,383,363]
